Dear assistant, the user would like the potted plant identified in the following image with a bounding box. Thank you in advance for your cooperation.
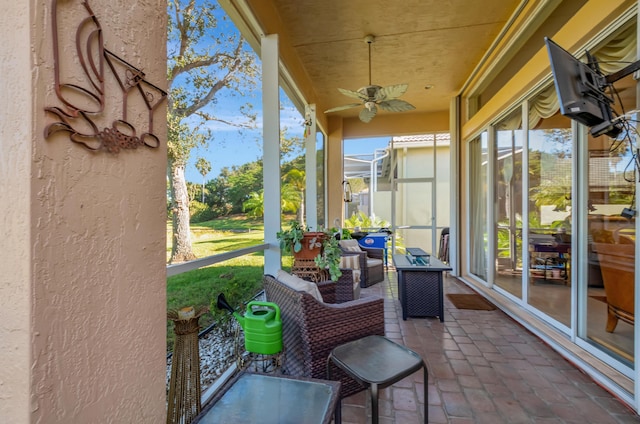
[277,221,326,260]
[277,222,343,281]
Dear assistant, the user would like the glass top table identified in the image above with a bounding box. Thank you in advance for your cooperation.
[193,372,340,424]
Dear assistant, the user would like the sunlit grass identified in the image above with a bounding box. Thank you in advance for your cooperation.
[166,215,293,351]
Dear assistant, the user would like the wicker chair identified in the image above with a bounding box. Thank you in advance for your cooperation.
[339,239,385,287]
[292,262,360,303]
[263,274,385,399]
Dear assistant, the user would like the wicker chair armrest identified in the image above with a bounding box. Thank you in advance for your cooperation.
[315,280,336,304]
[361,246,384,260]
[315,268,357,303]
[334,269,355,303]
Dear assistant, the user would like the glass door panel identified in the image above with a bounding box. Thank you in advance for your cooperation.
[394,180,435,255]
[583,71,636,366]
[495,109,524,298]
[527,103,572,328]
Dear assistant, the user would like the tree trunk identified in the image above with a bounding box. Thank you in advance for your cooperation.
[170,162,197,263]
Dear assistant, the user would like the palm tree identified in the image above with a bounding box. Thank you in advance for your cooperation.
[283,169,305,226]
[281,183,301,217]
[195,158,211,203]
[242,191,264,218]
[242,185,301,219]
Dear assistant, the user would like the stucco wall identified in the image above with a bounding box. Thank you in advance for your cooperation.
[1,1,168,422]
[0,1,33,422]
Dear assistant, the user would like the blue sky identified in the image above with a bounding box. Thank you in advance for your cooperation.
[184,91,306,183]
[185,123,391,183]
[345,137,391,155]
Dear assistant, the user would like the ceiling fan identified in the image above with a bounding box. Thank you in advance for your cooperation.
[324,34,415,123]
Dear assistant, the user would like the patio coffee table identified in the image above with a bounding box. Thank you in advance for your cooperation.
[193,371,340,424]
[393,252,452,321]
[327,335,428,424]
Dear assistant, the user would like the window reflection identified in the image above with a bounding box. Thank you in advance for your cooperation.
[494,108,524,298]
[527,100,573,328]
[584,73,636,365]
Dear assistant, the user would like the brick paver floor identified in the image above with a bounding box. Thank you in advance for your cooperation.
[338,271,640,423]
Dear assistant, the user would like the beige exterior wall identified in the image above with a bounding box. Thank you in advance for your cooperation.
[0,1,33,422]
[327,116,344,224]
[342,111,449,139]
[1,1,168,422]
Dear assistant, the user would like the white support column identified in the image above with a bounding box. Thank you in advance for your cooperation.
[305,104,318,230]
[486,119,496,288]
[634,4,640,411]
[262,34,281,276]
[448,96,460,276]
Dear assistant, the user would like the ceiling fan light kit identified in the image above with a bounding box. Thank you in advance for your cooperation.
[324,34,416,123]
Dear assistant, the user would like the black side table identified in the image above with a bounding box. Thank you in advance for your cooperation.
[327,335,428,424]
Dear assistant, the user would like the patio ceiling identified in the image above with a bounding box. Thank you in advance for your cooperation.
[237,0,527,121]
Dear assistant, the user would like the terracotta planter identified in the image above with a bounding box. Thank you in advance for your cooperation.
[293,232,326,260]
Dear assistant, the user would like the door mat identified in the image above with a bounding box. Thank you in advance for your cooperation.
[446,293,496,311]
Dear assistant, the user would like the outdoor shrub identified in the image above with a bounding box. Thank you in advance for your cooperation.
[190,200,216,223]
[344,211,390,230]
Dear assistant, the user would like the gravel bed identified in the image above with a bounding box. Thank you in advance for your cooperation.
[166,322,242,393]
[166,293,264,393]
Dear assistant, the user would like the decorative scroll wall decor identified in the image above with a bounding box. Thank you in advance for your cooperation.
[44,0,167,154]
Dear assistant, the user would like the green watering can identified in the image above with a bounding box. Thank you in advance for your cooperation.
[216,293,283,355]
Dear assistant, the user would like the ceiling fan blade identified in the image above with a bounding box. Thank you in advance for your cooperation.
[378,99,416,112]
[359,105,377,123]
[375,84,409,101]
[337,87,368,101]
[324,103,362,113]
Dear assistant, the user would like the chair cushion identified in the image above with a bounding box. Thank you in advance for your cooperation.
[277,270,323,302]
[339,255,361,285]
[339,239,363,252]
[366,257,383,267]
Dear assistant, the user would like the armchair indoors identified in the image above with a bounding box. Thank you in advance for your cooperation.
[263,272,385,399]
[338,239,385,287]
[592,242,635,332]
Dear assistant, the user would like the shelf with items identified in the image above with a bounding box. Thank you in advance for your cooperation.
[529,255,569,284]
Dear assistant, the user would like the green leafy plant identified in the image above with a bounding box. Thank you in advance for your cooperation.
[277,221,344,281]
[344,211,390,230]
[314,230,343,281]
[276,220,307,254]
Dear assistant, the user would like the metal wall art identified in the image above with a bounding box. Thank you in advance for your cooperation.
[44,0,167,153]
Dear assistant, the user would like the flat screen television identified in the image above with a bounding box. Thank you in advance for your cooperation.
[544,37,620,138]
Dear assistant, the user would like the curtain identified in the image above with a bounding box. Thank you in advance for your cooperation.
[593,24,637,74]
[469,136,487,280]
[527,25,636,130]
[529,85,560,129]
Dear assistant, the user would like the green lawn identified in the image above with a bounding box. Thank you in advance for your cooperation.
[166,216,293,352]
